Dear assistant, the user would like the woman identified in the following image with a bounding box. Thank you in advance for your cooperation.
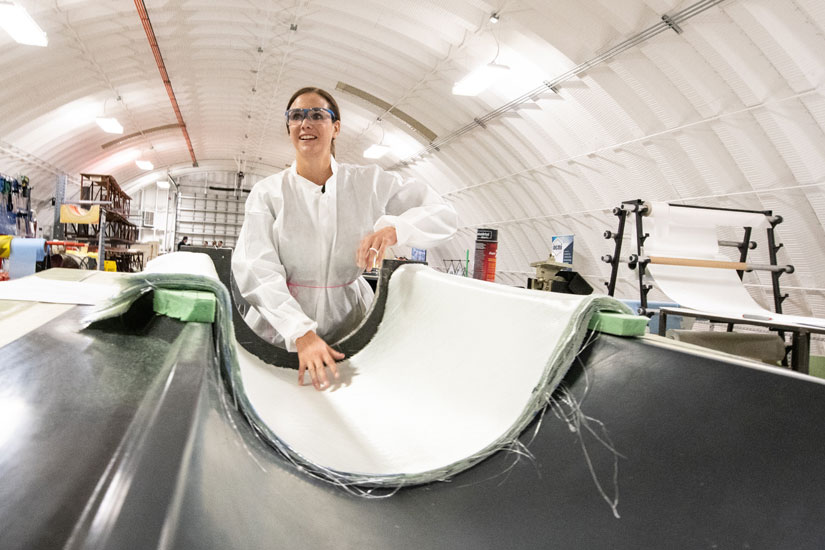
[232,87,457,391]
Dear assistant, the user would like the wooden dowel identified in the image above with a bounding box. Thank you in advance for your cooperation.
[648,256,748,270]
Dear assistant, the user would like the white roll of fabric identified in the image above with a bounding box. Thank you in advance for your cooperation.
[645,202,767,260]
[143,251,220,281]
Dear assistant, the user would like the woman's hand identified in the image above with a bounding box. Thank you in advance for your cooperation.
[296,330,345,390]
[356,226,398,270]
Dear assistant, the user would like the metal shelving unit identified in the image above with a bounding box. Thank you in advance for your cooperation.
[175,189,246,248]
[62,173,142,272]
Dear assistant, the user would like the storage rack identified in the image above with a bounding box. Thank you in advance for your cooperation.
[175,192,245,247]
[63,174,142,271]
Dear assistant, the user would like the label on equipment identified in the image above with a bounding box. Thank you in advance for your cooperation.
[551,235,574,266]
[476,228,498,242]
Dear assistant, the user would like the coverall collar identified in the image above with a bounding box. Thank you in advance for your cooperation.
[290,156,337,193]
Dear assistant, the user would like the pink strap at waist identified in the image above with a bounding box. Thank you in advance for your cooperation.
[286,279,358,289]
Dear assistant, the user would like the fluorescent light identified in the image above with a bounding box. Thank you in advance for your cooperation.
[156,179,170,189]
[136,160,154,170]
[95,117,123,134]
[0,2,48,47]
[363,144,390,159]
[452,63,510,96]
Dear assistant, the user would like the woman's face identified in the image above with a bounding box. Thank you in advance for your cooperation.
[288,92,340,159]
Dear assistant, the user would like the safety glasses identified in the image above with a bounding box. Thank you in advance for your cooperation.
[284,107,336,125]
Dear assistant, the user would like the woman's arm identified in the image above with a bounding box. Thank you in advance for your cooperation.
[357,173,457,268]
[374,174,457,248]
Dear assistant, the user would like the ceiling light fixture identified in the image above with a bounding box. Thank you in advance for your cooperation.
[452,63,510,96]
[95,96,123,134]
[0,1,48,47]
[452,16,509,96]
[156,179,170,189]
[363,120,391,159]
[364,144,390,159]
[136,159,154,170]
[95,117,123,134]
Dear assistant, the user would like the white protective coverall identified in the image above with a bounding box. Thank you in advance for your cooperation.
[232,157,457,352]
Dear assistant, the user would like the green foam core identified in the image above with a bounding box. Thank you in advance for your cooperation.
[588,311,649,337]
[809,355,825,380]
[153,288,216,323]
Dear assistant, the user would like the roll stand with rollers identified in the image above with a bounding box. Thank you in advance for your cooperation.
[602,200,791,315]
[600,200,816,372]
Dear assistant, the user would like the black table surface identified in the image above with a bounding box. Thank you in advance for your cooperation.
[3,305,825,549]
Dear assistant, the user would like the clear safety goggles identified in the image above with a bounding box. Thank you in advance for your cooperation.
[284,107,336,125]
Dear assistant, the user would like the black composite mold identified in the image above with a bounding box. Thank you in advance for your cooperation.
[2,262,825,548]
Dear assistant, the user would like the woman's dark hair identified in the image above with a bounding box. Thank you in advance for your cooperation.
[286,87,341,156]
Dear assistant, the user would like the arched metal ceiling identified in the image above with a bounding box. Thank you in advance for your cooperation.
[1,0,825,318]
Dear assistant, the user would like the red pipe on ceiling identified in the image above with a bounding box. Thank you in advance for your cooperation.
[134,0,198,167]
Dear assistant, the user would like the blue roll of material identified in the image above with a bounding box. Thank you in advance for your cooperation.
[9,238,46,279]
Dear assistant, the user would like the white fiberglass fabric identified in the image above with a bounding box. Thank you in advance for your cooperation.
[0,276,121,305]
[143,251,220,281]
[237,264,626,478]
[644,203,825,328]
